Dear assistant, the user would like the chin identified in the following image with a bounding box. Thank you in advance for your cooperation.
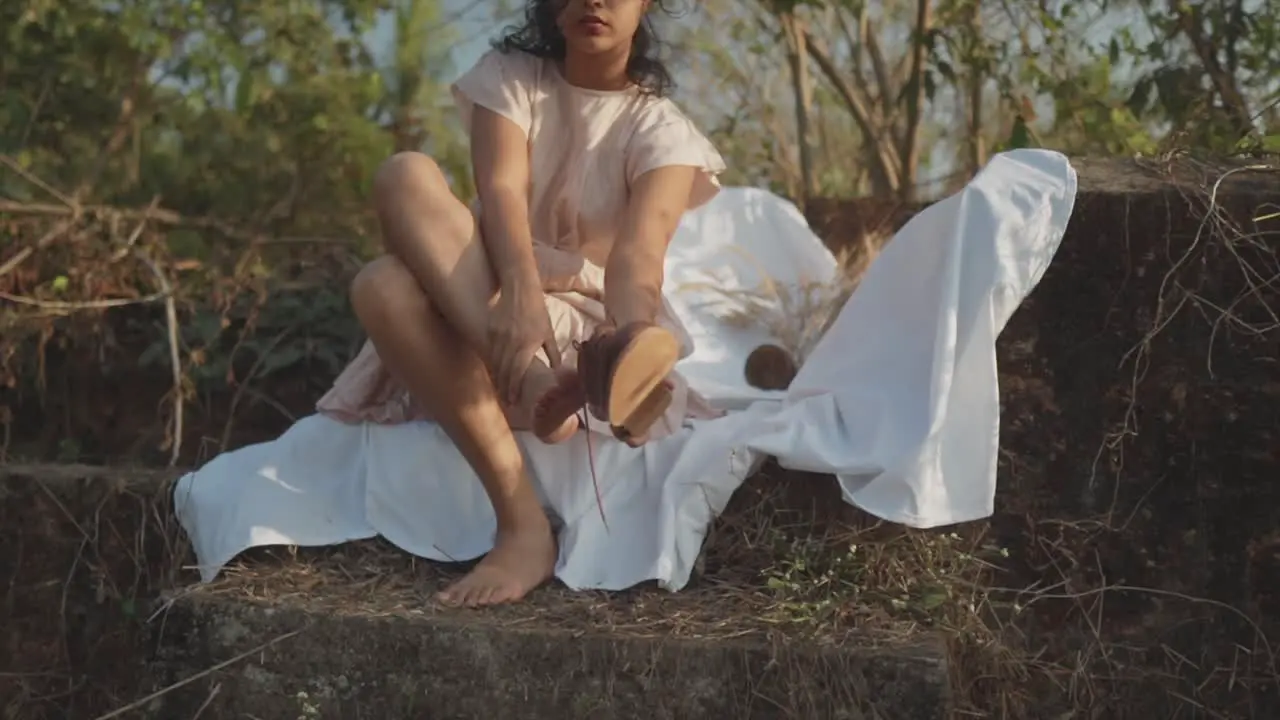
[566,36,622,56]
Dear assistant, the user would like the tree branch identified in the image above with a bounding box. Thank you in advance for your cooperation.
[0,199,349,246]
[780,12,816,204]
[803,30,903,194]
[859,11,897,114]
[1170,0,1254,137]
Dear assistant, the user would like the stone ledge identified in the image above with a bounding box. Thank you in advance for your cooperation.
[3,464,951,719]
[807,155,1279,257]
[146,587,948,720]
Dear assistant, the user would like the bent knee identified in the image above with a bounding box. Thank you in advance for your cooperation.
[350,256,421,321]
[372,152,449,208]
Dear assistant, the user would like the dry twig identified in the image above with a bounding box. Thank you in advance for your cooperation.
[0,197,346,246]
[133,250,185,467]
[89,630,302,720]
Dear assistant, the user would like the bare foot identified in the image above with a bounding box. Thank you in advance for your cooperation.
[437,515,558,607]
[523,363,582,444]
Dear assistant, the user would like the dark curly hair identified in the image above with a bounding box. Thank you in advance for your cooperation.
[494,1,677,96]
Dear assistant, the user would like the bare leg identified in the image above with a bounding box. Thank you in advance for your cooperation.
[351,152,571,606]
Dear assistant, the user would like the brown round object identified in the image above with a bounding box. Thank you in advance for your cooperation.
[743,343,799,391]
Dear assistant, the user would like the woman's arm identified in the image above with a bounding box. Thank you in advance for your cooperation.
[604,165,698,327]
[470,106,540,291]
[470,105,564,393]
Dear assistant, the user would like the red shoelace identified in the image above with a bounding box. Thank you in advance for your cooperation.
[570,339,608,532]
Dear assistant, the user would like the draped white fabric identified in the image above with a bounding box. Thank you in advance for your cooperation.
[174,149,1078,591]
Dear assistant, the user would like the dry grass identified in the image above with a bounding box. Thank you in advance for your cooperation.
[179,466,986,649]
[675,230,887,369]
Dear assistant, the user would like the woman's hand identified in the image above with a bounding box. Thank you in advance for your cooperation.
[488,275,561,405]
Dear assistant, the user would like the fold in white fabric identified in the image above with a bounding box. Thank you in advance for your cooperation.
[174,149,1077,591]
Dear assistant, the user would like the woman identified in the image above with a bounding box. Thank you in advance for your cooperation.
[316,0,725,607]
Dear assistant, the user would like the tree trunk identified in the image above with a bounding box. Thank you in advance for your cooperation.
[899,0,933,201]
[966,0,985,176]
[781,12,816,206]
[803,32,901,196]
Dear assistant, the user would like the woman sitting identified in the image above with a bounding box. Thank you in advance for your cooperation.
[317,0,725,607]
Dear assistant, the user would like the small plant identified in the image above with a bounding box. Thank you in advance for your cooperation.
[295,690,321,719]
[759,521,1004,630]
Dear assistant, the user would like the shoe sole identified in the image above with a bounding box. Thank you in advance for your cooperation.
[607,326,680,439]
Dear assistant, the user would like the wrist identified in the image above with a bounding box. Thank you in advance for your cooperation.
[498,257,540,293]
[603,278,661,329]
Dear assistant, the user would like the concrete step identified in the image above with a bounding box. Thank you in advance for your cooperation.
[145,542,949,719]
[3,464,950,720]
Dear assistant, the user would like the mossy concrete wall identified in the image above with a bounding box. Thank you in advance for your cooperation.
[148,592,947,719]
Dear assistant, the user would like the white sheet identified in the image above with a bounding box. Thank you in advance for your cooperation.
[174,149,1077,591]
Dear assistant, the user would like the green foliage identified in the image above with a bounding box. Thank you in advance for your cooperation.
[678,0,1277,200]
[1,0,471,233]
[2,0,1276,461]
[136,284,361,397]
[0,0,480,461]
[1002,115,1035,151]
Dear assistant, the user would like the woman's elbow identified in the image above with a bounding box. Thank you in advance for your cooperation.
[649,206,683,237]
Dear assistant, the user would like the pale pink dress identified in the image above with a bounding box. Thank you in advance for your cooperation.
[316,49,728,440]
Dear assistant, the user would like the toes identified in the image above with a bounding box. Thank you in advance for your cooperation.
[538,414,580,444]
[534,390,584,443]
[438,572,511,608]
[439,574,486,607]
[491,582,522,605]
[470,585,498,608]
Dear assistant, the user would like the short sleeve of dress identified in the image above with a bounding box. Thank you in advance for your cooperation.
[451,49,537,136]
[625,104,727,211]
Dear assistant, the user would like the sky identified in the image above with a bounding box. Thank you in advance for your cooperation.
[368,0,516,82]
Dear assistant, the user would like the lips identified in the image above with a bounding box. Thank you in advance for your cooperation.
[580,14,607,27]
